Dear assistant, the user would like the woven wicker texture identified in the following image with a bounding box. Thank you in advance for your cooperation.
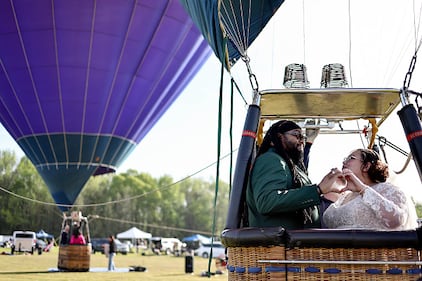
[226,246,421,281]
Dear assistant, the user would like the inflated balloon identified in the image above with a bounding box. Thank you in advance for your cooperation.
[180,0,284,68]
[0,0,211,210]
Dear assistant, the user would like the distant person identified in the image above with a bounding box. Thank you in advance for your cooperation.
[69,228,86,245]
[323,148,418,230]
[60,225,70,245]
[108,235,117,271]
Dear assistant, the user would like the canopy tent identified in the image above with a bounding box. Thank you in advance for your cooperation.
[36,229,54,240]
[116,227,152,240]
[182,234,210,243]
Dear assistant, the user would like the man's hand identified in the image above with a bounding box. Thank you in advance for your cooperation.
[306,128,320,144]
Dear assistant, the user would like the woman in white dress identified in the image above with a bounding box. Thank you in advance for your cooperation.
[323,148,418,230]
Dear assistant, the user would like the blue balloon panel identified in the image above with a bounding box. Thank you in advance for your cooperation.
[0,0,211,210]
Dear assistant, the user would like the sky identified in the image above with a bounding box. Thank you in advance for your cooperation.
[1,0,422,202]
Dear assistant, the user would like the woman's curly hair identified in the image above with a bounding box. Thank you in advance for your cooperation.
[356,148,389,182]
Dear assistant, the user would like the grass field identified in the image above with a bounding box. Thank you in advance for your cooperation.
[0,247,227,281]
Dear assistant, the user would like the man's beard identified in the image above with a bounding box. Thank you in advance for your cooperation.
[287,147,304,165]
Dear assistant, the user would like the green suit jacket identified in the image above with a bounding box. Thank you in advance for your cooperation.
[246,147,322,229]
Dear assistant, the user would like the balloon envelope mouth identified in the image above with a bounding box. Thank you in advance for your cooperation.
[18,134,135,210]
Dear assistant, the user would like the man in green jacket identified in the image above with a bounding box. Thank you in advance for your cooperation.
[246,120,343,229]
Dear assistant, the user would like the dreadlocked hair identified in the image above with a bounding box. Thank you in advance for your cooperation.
[256,120,305,188]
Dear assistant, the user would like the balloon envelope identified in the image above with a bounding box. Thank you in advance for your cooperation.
[0,0,211,210]
[180,0,284,68]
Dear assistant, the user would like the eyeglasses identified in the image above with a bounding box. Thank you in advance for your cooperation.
[343,155,363,162]
[284,131,306,141]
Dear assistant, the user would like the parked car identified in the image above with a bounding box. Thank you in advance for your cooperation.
[115,238,129,255]
[90,238,129,255]
[35,239,47,253]
[11,231,37,255]
[90,238,108,254]
[0,235,12,248]
[161,238,184,255]
[121,240,134,252]
[150,237,185,255]
[194,242,226,258]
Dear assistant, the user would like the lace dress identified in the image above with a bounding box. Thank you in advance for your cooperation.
[322,182,417,230]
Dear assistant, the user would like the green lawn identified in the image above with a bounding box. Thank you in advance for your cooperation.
[0,247,227,281]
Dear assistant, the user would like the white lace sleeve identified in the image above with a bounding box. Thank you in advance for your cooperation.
[361,182,408,229]
[404,195,419,229]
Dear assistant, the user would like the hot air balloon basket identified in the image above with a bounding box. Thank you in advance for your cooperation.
[57,244,91,272]
[226,246,421,281]
[222,227,422,281]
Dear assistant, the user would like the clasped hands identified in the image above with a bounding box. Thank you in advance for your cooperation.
[318,168,368,195]
[318,168,346,195]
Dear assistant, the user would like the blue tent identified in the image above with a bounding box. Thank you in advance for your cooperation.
[182,234,210,243]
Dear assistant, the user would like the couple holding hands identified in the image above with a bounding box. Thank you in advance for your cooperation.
[246,120,418,230]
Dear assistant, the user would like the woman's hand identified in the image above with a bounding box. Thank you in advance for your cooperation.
[341,168,368,194]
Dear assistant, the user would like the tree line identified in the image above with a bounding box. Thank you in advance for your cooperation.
[0,150,229,241]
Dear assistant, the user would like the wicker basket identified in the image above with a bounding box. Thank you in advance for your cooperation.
[57,244,91,272]
[226,246,421,281]
[222,228,422,281]
[227,246,286,281]
[285,247,421,281]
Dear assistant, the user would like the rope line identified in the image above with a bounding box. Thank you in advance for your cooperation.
[0,149,238,208]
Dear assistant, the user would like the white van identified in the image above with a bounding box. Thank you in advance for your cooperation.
[160,238,183,255]
[11,231,37,255]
